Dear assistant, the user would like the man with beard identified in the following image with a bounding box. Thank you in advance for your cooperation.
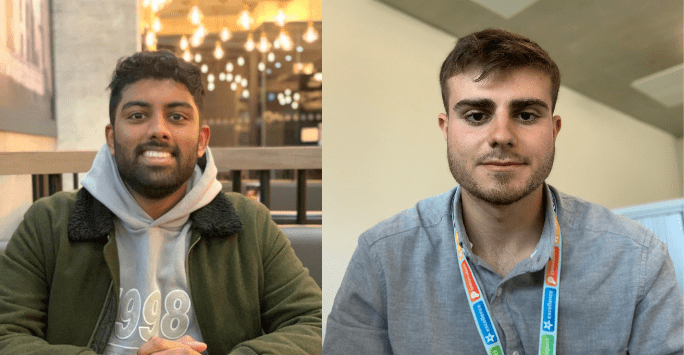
[324,29,683,354]
[0,51,322,355]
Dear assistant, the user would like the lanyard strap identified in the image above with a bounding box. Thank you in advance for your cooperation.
[452,190,561,355]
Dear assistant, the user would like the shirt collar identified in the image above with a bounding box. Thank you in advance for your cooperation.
[452,184,558,273]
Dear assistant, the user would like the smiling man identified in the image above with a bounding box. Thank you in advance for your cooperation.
[0,51,322,355]
[324,29,683,354]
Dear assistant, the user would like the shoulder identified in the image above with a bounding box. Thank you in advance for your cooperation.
[358,188,456,251]
[552,186,659,249]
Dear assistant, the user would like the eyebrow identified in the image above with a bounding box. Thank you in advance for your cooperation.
[452,98,495,112]
[120,101,194,111]
[509,98,549,112]
[452,98,549,113]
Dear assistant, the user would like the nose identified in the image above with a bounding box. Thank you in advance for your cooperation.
[487,110,516,148]
[147,111,171,141]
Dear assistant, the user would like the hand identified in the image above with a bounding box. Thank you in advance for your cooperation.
[136,335,207,355]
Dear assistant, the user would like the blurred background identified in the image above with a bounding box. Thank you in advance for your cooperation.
[322,0,683,339]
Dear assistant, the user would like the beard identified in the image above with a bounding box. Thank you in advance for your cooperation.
[113,138,198,199]
[447,142,554,206]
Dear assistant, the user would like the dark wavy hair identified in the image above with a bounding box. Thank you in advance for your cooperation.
[107,50,204,125]
[440,28,561,112]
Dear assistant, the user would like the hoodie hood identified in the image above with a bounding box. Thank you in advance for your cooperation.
[81,143,223,230]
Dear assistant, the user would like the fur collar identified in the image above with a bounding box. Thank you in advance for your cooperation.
[68,188,243,243]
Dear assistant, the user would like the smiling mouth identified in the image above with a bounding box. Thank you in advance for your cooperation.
[143,150,172,159]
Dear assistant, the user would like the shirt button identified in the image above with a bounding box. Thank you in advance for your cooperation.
[496,288,503,297]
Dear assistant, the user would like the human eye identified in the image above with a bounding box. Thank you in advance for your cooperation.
[463,111,489,125]
[169,112,187,121]
[127,112,146,120]
[516,111,539,123]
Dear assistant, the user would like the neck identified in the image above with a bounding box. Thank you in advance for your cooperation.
[125,181,189,220]
[460,185,546,276]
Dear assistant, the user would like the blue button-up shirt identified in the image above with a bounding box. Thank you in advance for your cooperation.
[325,185,684,354]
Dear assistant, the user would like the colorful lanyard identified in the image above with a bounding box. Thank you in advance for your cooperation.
[452,190,561,355]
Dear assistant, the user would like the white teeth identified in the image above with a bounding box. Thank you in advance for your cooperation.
[143,151,171,158]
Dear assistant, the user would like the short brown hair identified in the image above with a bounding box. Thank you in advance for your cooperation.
[440,28,560,112]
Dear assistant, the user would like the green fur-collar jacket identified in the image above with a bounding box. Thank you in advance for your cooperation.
[0,189,322,355]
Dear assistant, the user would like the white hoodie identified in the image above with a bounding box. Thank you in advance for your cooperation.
[81,144,222,355]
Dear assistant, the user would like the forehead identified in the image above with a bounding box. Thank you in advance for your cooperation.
[118,78,197,111]
[446,68,553,108]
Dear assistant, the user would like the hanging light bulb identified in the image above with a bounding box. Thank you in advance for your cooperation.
[257,32,271,53]
[145,31,157,50]
[239,10,252,30]
[275,9,287,27]
[273,38,281,50]
[196,24,206,39]
[190,25,205,47]
[182,49,192,62]
[220,27,231,42]
[244,33,255,52]
[194,53,202,63]
[214,41,224,59]
[191,32,202,47]
[237,56,245,66]
[278,29,293,51]
[153,17,162,32]
[179,35,188,50]
[188,5,203,26]
[303,21,319,43]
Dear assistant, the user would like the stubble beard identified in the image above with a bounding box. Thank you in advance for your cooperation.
[447,142,555,206]
[113,138,198,199]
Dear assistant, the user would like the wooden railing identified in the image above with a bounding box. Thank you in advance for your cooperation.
[0,147,321,224]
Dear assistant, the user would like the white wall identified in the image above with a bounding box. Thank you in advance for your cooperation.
[322,0,683,338]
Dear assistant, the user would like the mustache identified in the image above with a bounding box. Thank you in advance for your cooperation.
[476,151,528,164]
[134,141,180,157]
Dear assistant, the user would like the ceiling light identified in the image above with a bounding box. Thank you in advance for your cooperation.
[242,90,250,99]
[200,64,208,73]
[257,32,271,53]
[230,82,238,91]
[275,9,287,27]
[194,53,202,63]
[303,21,318,43]
[214,41,224,59]
[258,62,266,71]
[179,35,188,50]
[145,31,157,51]
[207,82,215,91]
[226,62,234,72]
[182,50,192,62]
[239,10,252,30]
[278,29,293,51]
[220,27,231,42]
[219,72,226,81]
[207,74,215,82]
[237,57,245,66]
[267,52,275,62]
[189,5,203,26]
[244,33,255,52]
[153,17,162,32]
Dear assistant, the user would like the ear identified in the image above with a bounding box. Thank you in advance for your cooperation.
[197,124,210,157]
[438,113,449,141]
[552,115,561,140]
[105,124,115,155]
